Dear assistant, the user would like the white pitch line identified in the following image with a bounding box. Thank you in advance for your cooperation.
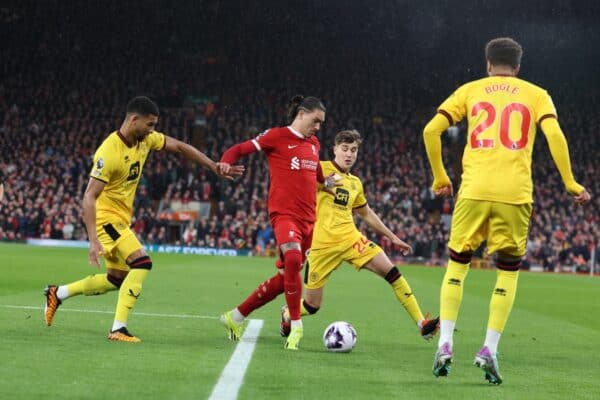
[0,304,218,319]
[208,319,264,400]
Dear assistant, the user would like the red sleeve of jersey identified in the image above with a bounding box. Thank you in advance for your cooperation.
[220,140,258,164]
[253,129,279,152]
[316,162,324,183]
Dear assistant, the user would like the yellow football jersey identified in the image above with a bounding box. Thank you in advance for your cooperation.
[438,75,557,204]
[311,161,367,250]
[90,131,165,223]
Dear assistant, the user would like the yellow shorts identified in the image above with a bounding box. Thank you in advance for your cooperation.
[305,235,383,289]
[96,218,143,271]
[448,198,532,257]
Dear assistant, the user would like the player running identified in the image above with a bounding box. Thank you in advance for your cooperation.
[280,129,439,340]
[44,96,242,342]
[423,38,591,383]
[218,95,337,350]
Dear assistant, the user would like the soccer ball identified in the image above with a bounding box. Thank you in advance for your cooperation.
[323,321,357,353]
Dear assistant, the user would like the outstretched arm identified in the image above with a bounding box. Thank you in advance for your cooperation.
[164,136,244,180]
[220,140,259,164]
[540,117,588,201]
[423,113,453,197]
[355,204,412,255]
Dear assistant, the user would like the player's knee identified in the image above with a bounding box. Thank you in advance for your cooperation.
[302,299,320,315]
[107,273,124,288]
[449,248,473,264]
[283,249,303,272]
[127,255,153,270]
[384,266,402,284]
[496,253,522,271]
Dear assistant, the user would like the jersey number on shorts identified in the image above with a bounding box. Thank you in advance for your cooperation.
[352,237,369,255]
[470,102,531,150]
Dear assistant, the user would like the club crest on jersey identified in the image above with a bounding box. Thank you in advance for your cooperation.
[96,158,104,169]
[291,156,300,170]
[311,144,317,155]
[288,230,295,238]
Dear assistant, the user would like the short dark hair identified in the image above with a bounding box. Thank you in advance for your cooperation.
[287,95,326,123]
[334,129,362,146]
[126,96,160,116]
[485,37,523,69]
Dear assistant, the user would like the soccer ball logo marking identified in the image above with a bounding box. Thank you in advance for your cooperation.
[323,321,357,353]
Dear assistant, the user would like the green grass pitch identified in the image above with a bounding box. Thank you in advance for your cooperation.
[1,242,599,399]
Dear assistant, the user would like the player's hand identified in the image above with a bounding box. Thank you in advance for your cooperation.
[215,162,245,180]
[322,172,343,196]
[573,188,591,205]
[88,239,104,267]
[432,175,453,197]
[391,237,412,256]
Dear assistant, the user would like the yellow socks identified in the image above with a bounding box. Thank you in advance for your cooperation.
[114,269,149,325]
[66,274,117,297]
[391,276,425,324]
[487,269,519,333]
[440,259,470,321]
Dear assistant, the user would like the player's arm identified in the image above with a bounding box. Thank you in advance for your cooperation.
[540,117,590,203]
[220,140,259,164]
[423,113,453,196]
[164,136,244,180]
[82,177,106,266]
[355,204,412,255]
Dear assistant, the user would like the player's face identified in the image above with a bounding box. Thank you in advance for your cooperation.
[333,141,359,170]
[132,114,159,140]
[298,109,325,137]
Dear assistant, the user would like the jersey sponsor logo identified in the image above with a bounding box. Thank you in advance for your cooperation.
[287,144,298,149]
[96,158,104,169]
[300,159,318,170]
[126,161,141,181]
[291,156,300,170]
[334,188,350,206]
[290,157,318,171]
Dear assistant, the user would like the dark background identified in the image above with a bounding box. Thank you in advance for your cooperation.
[1,0,598,267]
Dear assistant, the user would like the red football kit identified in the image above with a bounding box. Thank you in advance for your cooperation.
[221,126,324,321]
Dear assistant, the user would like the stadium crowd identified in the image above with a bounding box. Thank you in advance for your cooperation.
[0,3,598,272]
